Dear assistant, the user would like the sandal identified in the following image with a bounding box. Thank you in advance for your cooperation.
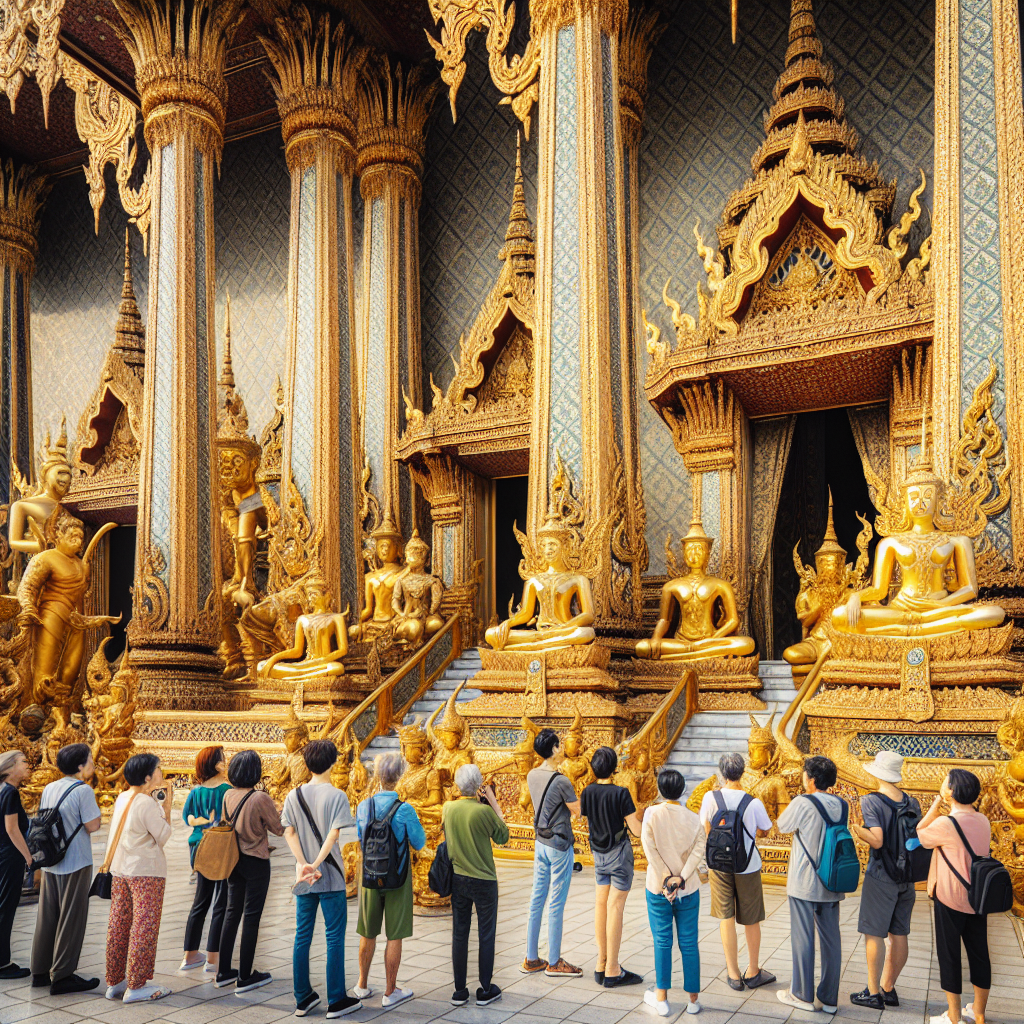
[123,985,172,1003]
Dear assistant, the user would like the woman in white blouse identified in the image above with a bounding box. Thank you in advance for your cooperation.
[640,768,706,1018]
[103,752,173,1004]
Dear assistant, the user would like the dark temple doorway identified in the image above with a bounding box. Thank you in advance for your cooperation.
[493,475,529,620]
[767,408,878,660]
[106,525,136,661]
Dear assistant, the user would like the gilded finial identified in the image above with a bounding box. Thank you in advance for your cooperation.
[113,228,145,361]
[815,489,846,559]
[500,131,535,264]
[219,292,235,389]
[371,500,403,543]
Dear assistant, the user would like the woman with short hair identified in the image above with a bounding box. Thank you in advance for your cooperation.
[104,752,174,1003]
[917,769,992,1024]
[181,745,231,972]
[640,768,705,1018]
[444,762,508,1007]
[216,750,284,994]
[0,750,33,980]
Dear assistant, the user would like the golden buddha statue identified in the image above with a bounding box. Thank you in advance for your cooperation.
[257,579,349,682]
[17,512,118,718]
[484,513,596,653]
[636,514,755,661]
[562,705,595,797]
[9,418,73,557]
[427,683,474,795]
[391,529,444,647]
[395,716,445,826]
[831,455,1005,637]
[349,512,405,642]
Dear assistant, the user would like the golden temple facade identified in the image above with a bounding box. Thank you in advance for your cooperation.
[2,0,1024,915]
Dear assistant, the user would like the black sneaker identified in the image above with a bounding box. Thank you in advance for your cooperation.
[850,988,885,1010]
[295,991,321,1017]
[50,974,100,995]
[31,974,48,988]
[0,964,30,980]
[743,969,777,989]
[882,988,899,1007]
[604,969,644,988]
[594,971,605,985]
[726,975,745,991]
[476,985,502,1006]
[214,969,239,988]
[236,971,272,994]
[326,996,363,1018]
[451,989,470,1006]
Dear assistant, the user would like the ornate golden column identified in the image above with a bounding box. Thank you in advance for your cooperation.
[355,57,438,538]
[261,8,367,611]
[0,160,46,503]
[111,0,245,708]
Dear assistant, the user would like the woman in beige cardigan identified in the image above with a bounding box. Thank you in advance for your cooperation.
[640,768,706,1018]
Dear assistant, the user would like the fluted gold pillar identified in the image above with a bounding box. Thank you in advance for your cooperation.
[112,0,245,708]
[356,58,438,537]
[527,0,650,633]
[0,161,46,505]
[262,9,367,611]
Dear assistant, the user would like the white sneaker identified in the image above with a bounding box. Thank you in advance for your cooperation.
[778,990,816,1012]
[123,985,171,1003]
[203,962,218,974]
[382,988,414,1009]
[105,980,128,1000]
[353,986,373,999]
[645,988,671,1017]
[931,1014,967,1024]
[686,1000,702,1014]
[814,997,838,1013]
[963,1006,977,1023]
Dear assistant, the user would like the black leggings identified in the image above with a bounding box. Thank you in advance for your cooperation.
[184,869,227,954]
[934,897,991,994]
[218,854,271,980]
[0,856,24,966]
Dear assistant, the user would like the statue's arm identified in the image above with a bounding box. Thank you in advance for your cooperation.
[651,586,676,640]
[506,582,537,627]
[944,538,980,604]
[429,578,443,614]
[712,583,740,637]
[331,617,349,658]
[16,553,50,620]
[391,577,406,616]
[567,577,596,627]
[8,507,41,555]
[858,539,896,603]
[358,577,375,624]
[262,617,307,671]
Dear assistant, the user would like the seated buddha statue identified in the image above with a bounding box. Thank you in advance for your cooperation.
[349,512,405,642]
[831,456,1004,638]
[484,513,596,653]
[8,419,73,556]
[257,581,349,680]
[391,530,444,647]
[636,515,755,661]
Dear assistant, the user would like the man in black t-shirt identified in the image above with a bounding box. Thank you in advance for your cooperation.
[580,747,643,989]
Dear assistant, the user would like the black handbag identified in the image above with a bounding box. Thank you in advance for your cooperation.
[90,793,138,899]
[428,840,453,897]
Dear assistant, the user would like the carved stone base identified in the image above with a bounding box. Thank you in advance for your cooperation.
[610,654,764,711]
[248,673,373,708]
[473,644,621,694]
[133,656,234,711]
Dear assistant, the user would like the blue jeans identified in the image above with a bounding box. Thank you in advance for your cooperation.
[645,888,700,994]
[294,891,347,1005]
[526,844,575,964]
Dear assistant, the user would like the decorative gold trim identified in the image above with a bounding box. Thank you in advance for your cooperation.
[0,0,64,123]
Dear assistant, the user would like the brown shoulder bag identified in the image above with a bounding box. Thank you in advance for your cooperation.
[193,789,255,881]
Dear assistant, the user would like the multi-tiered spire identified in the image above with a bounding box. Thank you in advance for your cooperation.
[113,228,145,373]
[498,133,535,274]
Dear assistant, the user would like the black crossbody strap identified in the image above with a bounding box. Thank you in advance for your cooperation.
[295,786,342,875]
[938,814,980,894]
[224,788,255,829]
[533,772,559,830]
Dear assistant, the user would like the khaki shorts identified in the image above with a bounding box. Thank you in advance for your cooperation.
[709,869,765,925]
[357,871,413,940]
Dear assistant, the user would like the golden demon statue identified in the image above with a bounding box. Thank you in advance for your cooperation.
[562,704,594,797]
[8,418,73,557]
[513,715,541,815]
[349,510,405,642]
[996,698,1024,915]
[485,455,599,653]
[636,513,754,662]
[268,707,313,800]
[391,529,444,647]
[330,725,369,898]
[82,641,137,807]
[831,453,1004,638]
[427,682,475,795]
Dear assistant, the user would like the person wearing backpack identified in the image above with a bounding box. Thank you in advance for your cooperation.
[580,746,644,988]
[282,739,358,1019]
[848,750,922,1011]
[354,752,425,1011]
[775,756,849,1013]
[698,753,774,991]
[523,728,583,978]
[28,742,102,994]
[917,769,993,1024]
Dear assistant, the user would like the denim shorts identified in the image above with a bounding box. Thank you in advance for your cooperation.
[593,839,634,891]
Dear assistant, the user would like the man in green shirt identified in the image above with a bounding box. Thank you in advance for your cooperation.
[442,763,509,1008]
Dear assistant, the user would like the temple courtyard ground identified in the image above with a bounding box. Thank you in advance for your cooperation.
[1,819,1022,1024]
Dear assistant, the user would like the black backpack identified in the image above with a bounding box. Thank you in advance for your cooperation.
[939,815,1013,915]
[428,840,453,897]
[361,796,408,891]
[27,781,87,868]
[875,794,931,884]
[706,791,755,873]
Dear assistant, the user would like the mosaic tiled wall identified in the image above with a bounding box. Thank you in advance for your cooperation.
[638,0,935,571]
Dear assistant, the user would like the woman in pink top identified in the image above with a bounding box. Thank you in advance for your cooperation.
[917,769,992,1024]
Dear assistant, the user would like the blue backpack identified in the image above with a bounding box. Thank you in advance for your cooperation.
[794,794,860,893]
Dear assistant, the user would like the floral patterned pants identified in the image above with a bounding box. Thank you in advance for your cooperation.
[106,875,166,989]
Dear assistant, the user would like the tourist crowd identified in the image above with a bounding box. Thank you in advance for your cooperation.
[0,732,1007,1024]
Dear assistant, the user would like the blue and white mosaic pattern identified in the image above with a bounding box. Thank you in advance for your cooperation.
[442,525,455,587]
[364,200,388,494]
[193,151,213,609]
[1,271,11,502]
[701,469,722,575]
[602,34,624,449]
[851,731,1008,761]
[291,166,317,508]
[336,174,357,610]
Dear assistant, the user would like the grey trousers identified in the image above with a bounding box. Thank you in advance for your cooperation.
[30,865,92,982]
[789,897,841,1006]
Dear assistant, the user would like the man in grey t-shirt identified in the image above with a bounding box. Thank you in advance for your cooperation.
[522,729,581,978]
[30,743,102,994]
[776,756,847,1014]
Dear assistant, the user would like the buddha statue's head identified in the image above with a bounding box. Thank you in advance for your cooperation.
[371,510,403,567]
[54,512,85,557]
[39,419,72,501]
[813,496,846,582]
[303,578,333,616]
[399,716,428,765]
[404,529,430,574]
[682,515,713,573]
[903,455,944,523]
[537,514,570,571]
[747,711,777,770]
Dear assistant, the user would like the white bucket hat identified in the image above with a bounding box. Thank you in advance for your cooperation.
[863,749,904,784]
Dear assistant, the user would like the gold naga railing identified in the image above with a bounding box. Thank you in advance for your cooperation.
[339,613,463,753]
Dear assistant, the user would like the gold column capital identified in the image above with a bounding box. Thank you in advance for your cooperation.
[108,0,246,156]
[532,0,629,37]
[618,7,664,149]
[0,159,49,277]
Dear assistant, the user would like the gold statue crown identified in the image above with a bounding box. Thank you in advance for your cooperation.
[536,509,571,542]
[436,688,465,735]
[682,510,713,548]
[567,702,584,738]
[371,503,403,544]
[405,528,429,559]
[40,415,70,476]
[284,706,310,738]
[904,452,943,490]
[747,710,777,748]
[815,490,846,560]
[398,714,428,744]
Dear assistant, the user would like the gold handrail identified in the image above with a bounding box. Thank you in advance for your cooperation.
[337,614,463,753]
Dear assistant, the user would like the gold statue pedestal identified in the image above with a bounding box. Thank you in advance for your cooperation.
[614,654,764,714]
[471,644,622,704]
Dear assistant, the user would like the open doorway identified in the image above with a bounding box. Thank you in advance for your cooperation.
[106,525,136,661]
[490,476,529,623]
[766,408,878,660]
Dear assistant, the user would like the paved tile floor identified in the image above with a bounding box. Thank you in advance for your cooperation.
[1,820,1022,1024]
